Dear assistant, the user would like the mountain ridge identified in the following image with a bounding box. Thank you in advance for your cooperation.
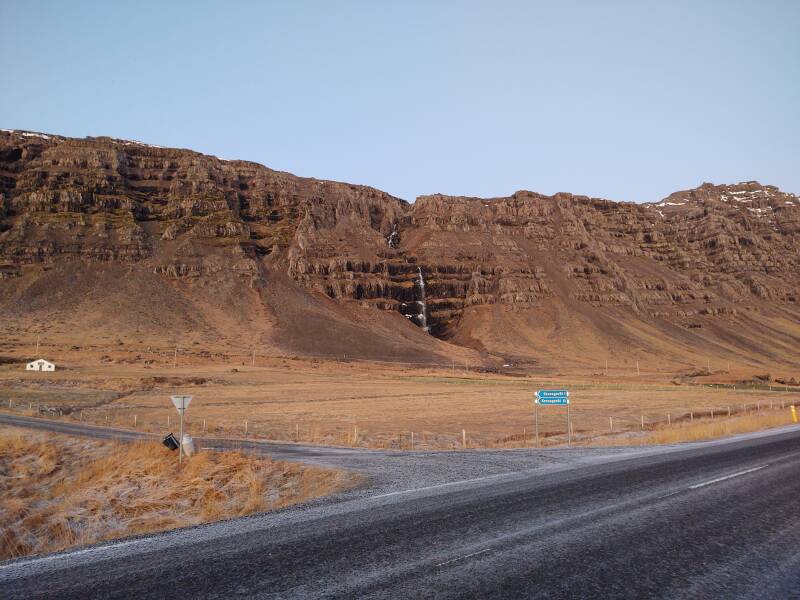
[6,126,793,205]
[1,128,798,371]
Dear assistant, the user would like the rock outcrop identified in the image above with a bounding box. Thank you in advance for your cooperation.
[2,129,799,366]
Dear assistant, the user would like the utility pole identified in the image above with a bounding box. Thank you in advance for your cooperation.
[173,346,178,369]
[35,335,40,355]
[252,347,256,367]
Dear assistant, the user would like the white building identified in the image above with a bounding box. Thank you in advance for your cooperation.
[26,359,55,372]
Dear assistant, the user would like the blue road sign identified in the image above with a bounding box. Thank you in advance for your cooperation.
[536,389,569,405]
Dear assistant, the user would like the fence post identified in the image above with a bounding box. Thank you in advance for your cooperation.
[667,413,671,425]
[462,429,467,449]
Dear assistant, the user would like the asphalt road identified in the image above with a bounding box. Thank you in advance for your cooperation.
[0,412,635,490]
[2,415,800,598]
[0,413,378,465]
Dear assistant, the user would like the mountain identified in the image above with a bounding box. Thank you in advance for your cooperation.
[1,129,799,371]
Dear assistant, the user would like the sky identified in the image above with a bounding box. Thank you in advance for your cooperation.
[1,1,798,203]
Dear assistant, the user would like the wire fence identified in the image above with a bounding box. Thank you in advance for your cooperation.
[4,391,799,451]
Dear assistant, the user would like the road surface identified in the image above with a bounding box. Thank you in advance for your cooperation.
[1,414,799,598]
[0,412,377,465]
[0,412,637,491]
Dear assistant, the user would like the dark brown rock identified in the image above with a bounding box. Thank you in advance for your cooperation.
[1,129,799,366]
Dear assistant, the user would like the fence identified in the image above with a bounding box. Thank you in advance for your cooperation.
[4,391,800,451]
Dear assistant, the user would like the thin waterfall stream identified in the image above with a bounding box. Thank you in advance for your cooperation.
[417,267,430,333]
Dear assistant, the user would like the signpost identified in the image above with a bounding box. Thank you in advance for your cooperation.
[170,394,193,464]
[534,390,570,448]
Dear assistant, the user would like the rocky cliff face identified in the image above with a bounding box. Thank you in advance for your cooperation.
[0,130,404,279]
[2,129,799,366]
[298,184,800,337]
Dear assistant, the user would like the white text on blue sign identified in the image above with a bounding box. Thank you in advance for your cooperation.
[536,389,569,399]
[536,397,569,405]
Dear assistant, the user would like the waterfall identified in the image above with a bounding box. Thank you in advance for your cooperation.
[386,223,399,248]
[416,267,430,333]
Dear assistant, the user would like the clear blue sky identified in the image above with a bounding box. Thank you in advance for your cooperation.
[1,1,798,202]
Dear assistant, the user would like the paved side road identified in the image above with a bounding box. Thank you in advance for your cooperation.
[2,412,799,599]
[0,412,642,493]
[0,412,378,462]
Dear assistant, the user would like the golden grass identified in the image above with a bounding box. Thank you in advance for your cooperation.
[589,410,797,447]
[85,376,800,449]
[2,347,799,450]
[639,411,795,444]
[0,427,355,561]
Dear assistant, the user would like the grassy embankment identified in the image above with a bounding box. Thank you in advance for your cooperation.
[0,427,355,560]
[590,409,797,446]
[637,410,796,444]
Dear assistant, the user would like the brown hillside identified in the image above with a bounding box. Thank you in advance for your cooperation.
[1,129,798,370]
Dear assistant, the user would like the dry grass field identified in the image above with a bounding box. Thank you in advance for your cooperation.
[1,342,799,450]
[636,411,796,445]
[0,426,355,560]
